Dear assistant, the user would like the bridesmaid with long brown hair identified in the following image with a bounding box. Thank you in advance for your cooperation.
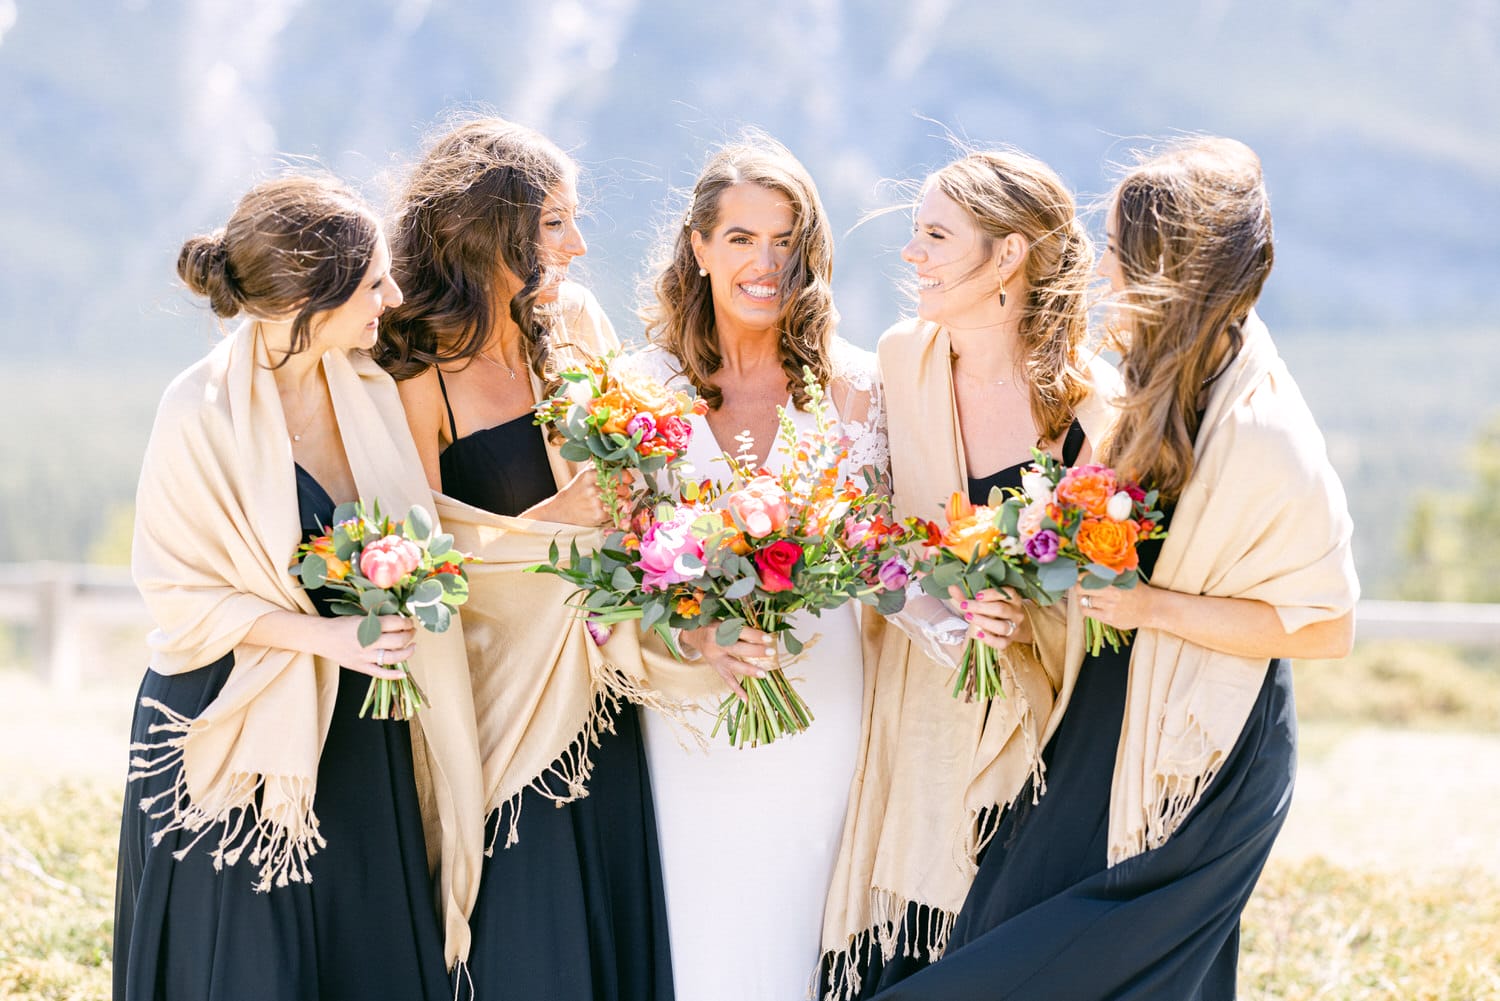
[867,137,1358,1000]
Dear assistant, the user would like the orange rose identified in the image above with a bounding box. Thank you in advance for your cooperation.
[1055,465,1117,518]
[941,507,1001,563]
[1075,516,1140,573]
[676,594,702,617]
[718,510,753,555]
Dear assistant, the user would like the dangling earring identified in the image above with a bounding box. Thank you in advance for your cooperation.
[699,267,708,277]
[999,285,1008,307]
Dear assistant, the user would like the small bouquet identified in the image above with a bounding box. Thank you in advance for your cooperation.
[291,501,474,720]
[534,373,910,747]
[533,352,708,527]
[909,492,1047,702]
[997,452,1166,655]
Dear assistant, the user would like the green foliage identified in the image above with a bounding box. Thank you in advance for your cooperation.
[1399,415,1500,601]
[1295,641,1500,731]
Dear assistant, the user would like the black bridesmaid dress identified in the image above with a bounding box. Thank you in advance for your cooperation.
[865,425,1296,1000]
[436,373,673,1001]
[113,465,451,1001]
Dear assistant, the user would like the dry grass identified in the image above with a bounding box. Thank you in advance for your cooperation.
[1243,859,1500,1000]
[1295,641,1500,731]
[0,783,115,1001]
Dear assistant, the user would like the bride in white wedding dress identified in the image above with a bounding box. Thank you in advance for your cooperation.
[632,134,889,1001]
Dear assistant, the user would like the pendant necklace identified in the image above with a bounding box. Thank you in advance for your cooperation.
[480,350,519,380]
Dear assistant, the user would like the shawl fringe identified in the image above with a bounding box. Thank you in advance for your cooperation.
[128,697,326,891]
[486,661,703,853]
[815,892,960,1001]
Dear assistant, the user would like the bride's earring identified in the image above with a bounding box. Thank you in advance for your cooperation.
[699,267,708,278]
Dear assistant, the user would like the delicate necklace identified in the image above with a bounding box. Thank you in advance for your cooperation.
[479,350,519,380]
[950,351,1009,387]
[284,385,321,443]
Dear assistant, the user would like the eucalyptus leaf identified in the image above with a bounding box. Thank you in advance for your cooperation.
[724,577,756,600]
[298,554,328,590]
[359,588,388,612]
[405,505,433,543]
[716,619,744,647]
[357,612,381,647]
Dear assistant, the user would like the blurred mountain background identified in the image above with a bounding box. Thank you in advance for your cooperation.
[1,0,1497,594]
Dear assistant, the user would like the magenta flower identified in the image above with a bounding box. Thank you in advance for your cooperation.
[626,412,658,441]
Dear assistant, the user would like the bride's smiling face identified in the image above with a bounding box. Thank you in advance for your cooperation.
[900,185,1003,327]
[691,182,795,338]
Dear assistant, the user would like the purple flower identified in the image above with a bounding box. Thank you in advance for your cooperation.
[1025,529,1061,564]
[877,556,910,591]
[626,412,658,440]
[584,616,614,646]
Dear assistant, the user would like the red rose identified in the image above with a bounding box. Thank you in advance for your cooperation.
[657,415,692,453]
[753,539,803,593]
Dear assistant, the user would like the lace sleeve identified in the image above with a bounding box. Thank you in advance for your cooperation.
[828,338,890,484]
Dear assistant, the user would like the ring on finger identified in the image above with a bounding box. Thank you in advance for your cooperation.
[376,648,386,666]
[1005,619,1016,637]
[1080,595,1092,610]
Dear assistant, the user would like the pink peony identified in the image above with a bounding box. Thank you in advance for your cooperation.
[360,534,423,589]
[635,512,706,591]
[657,415,693,453]
[725,475,790,538]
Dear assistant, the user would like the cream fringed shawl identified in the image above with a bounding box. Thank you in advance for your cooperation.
[819,319,1122,996]
[430,286,718,851]
[1092,311,1358,864]
[129,324,484,969]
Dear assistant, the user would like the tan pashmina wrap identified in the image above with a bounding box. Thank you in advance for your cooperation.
[1094,311,1358,863]
[819,319,1122,995]
[430,286,717,850]
[129,324,484,969]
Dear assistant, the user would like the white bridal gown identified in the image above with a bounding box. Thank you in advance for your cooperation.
[634,341,888,1001]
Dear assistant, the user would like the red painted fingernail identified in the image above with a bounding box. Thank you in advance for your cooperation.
[977,630,986,639]
[960,601,969,610]
[964,613,973,621]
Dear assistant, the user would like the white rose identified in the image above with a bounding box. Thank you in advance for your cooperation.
[1106,490,1134,522]
[565,380,594,406]
[1022,470,1052,503]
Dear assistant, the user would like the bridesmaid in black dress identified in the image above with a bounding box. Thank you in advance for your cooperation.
[869,139,1358,999]
[375,117,672,1001]
[115,176,454,1000]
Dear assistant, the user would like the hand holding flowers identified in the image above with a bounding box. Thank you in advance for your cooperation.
[291,501,476,720]
[533,353,708,528]
[995,451,1167,655]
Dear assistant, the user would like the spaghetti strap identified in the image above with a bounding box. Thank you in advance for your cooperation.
[1062,419,1086,466]
[435,369,460,444]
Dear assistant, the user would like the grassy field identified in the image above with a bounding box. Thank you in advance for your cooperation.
[2,640,1498,1000]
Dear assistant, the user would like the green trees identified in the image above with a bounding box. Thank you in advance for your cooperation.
[1402,416,1500,602]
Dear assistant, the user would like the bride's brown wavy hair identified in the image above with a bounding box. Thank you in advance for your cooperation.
[641,131,835,411]
[927,150,1096,444]
[1099,136,1275,501]
[374,116,574,381]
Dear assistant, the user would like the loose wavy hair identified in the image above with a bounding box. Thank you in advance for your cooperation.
[641,131,835,411]
[927,150,1095,444]
[375,116,573,381]
[1099,136,1275,501]
[177,174,378,365]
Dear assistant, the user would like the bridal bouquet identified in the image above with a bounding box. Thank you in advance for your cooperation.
[996,451,1166,655]
[534,373,910,747]
[533,353,708,527]
[291,501,474,720]
[909,492,1046,702]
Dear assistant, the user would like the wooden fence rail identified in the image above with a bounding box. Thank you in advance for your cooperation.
[1,563,1498,689]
